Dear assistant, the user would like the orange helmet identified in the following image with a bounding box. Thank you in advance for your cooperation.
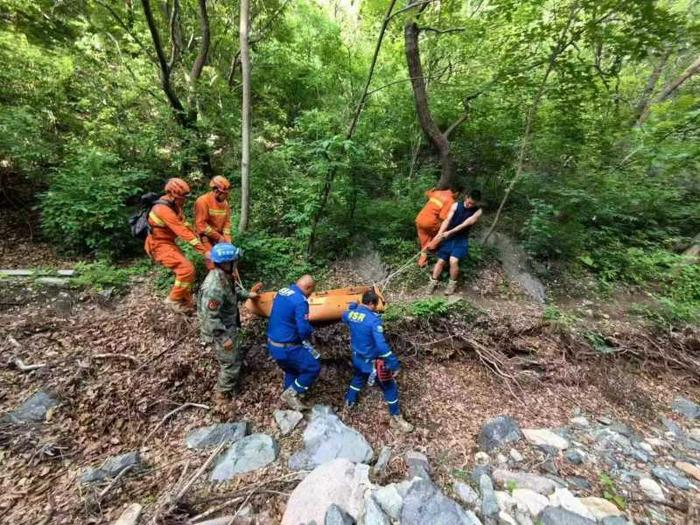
[165,178,191,198]
[209,176,231,192]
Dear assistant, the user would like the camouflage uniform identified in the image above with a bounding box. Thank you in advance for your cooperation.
[197,268,250,393]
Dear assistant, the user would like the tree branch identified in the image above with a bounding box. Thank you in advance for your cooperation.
[140,0,187,124]
[190,0,210,82]
[422,27,465,35]
[388,0,436,21]
[632,46,673,127]
[167,0,180,70]
[95,0,154,62]
[656,54,700,102]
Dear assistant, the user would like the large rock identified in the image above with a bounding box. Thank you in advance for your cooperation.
[114,503,143,525]
[210,434,278,481]
[81,451,141,484]
[493,469,562,495]
[185,422,247,449]
[480,474,500,520]
[538,506,595,525]
[522,429,569,451]
[324,504,355,525]
[274,410,303,436]
[651,466,691,490]
[5,391,59,424]
[288,406,373,470]
[672,397,700,420]
[363,495,390,525]
[372,483,405,520]
[406,450,431,480]
[512,489,548,517]
[548,488,594,521]
[479,416,523,452]
[401,478,482,525]
[454,482,480,508]
[639,478,665,502]
[282,459,372,525]
[372,446,392,478]
[578,498,623,521]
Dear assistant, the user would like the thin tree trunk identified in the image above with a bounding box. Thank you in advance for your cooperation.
[404,21,455,189]
[633,47,672,127]
[483,4,579,242]
[238,0,251,233]
[637,54,700,126]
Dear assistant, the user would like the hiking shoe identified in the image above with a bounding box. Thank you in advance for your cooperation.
[164,297,191,314]
[390,414,414,433]
[281,386,307,411]
[212,390,230,407]
[445,279,458,295]
[427,278,439,294]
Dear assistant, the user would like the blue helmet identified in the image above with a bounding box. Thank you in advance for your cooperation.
[211,243,243,264]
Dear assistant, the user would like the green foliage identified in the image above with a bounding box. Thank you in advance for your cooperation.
[236,232,318,287]
[40,147,157,257]
[71,260,149,292]
[599,472,627,511]
[383,297,478,323]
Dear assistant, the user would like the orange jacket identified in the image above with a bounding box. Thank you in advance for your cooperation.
[415,189,455,230]
[145,197,206,255]
[194,191,232,243]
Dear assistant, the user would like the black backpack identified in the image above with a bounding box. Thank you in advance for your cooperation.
[129,193,177,240]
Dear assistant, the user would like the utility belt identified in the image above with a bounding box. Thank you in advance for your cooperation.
[268,338,302,348]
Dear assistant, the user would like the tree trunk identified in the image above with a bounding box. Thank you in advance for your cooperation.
[632,47,672,127]
[404,21,455,189]
[238,0,251,233]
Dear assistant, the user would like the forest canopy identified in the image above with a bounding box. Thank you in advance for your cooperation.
[1,0,699,320]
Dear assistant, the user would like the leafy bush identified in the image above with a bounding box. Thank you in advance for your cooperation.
[41,147,157,257]
[71,260,149,292]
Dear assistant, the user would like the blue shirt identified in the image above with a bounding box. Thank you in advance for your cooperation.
[341,303,399,370]
[267,284,314,344]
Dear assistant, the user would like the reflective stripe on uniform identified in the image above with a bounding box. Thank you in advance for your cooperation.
[174,280,193,289]
[294,379,308,391]
[429,197,443,208]
[148,211,166,227]
[349,385,361,392]
[387,398,399,404]
[208,209,227,216]
[204,225,214,234]
[222,228,231,235]
[379,351,393,358]
[187,238,201,246]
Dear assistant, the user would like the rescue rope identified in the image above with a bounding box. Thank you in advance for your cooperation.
[379,251,421,290]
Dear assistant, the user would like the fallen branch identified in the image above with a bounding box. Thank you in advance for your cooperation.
[7,357,47,372]
[93,353,139,365]
[141,403,210,447]
[190,496,244,523]
[98,465,134,500]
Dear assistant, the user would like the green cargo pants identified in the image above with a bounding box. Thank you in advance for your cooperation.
[209,333,244,393]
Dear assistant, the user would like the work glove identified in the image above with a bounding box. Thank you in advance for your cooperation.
[222,338,234,350]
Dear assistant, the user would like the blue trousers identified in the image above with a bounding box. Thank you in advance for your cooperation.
[345,368,400,416]
[268,344,321,394]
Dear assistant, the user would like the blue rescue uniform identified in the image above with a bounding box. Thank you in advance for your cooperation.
[437,201,480,261]
[342,303,401,415]
[267,284,320,394]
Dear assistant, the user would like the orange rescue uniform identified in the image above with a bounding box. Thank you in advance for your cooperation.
[145,198,207,304]
[194,191,232,269]
[415,188,456,250]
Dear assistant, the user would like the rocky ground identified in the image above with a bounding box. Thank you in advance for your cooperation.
[1,249,699,524]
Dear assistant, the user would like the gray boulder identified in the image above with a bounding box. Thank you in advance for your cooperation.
[672,397,700,420]
[5,391,59,424]
[81,451,141,484]
[661,417,685,439]
[454,481,480,507]
[651,466,691,490]
[372,446,392,478]
[372,483,405,520]
[493,469,562,495]
[601,518,629,525]
[479,416,523,452]
[185,422,247,449]
[363,495,390,525]
[564,450,584,465]
[406,450,431,480]
[274,410,303,436]
[288,406,373,470]
[538,506,595,525]
[480,474,500,520]
[210,433,278,481]
[401,478,482,525]
[324,504,355,525]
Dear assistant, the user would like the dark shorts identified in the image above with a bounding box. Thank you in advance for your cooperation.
[437,237,469,261]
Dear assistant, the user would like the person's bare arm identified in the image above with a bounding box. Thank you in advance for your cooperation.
[435,203,457,240]
[445,208,483,236]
